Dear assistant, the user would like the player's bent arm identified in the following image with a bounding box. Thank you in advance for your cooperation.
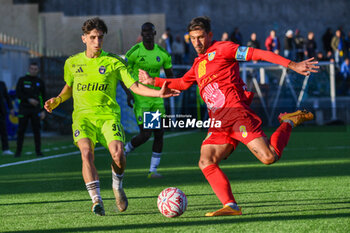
[44,84,72,113]
[129,81,180,98]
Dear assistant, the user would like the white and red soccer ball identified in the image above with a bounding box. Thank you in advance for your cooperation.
[157,187,187,218]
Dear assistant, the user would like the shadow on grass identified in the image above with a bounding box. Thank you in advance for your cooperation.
[2,212,350,233]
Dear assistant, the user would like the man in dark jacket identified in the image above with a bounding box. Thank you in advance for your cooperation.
[0,81,14,155]
[15,62,46,157]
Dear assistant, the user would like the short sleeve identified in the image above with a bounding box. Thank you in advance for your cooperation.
[162,51,173,70]
[119,65,137,88]
[64,60,73,87]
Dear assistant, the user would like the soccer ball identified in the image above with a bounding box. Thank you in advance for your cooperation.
[157,187,187,218]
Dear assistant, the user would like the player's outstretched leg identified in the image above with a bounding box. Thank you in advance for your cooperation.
[269,110,314,159]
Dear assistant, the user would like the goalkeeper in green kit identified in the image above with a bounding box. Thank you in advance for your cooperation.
[123,22,174,178]
[44,17,180,216]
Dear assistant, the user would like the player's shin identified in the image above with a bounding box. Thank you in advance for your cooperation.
[148,152,162,178]
[202,164,236,205]
[269,122,292,159]
[112,171,124,189]
[86,180,102,203]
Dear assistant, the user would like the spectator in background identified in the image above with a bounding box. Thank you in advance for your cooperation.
[316,52,327,61]
[331,29,345,65]
[221,32,229,41]
[160,27,173,55]
[340,58,350,79]
[283,29,294,60]
[172,34,184,64]
[305,31,317,59]
[322,28,333,55]
[247,32,260,49]
[340,58,350,95]
[265,30,280,54]
[294,29,305,61]
[230,27,242,45]
[15,62,46,157]
[0,81,14,156]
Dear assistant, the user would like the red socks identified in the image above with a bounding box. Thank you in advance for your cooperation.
[202,164,236,205]
[269,122,292,158]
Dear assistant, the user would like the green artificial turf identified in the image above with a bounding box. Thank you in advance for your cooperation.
[0,125,349,232]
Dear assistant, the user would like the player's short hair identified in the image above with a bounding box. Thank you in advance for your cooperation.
[82,17,108,34]
[30,62,38,67]
[141,22,155,31]
[187,16,211,33]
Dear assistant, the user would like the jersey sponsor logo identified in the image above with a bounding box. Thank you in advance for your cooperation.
[143,110,161,129]
[99,66,106,74]
[198,60,207,79]
[235,46,250,61]
[208,51,216,61]
[72,64,87,68]
[76,82,109,91]
[203,82,225,113]
[156,56,160,62]
[76,67,84,73]
[239,125,248,138]
[74,129,80,137]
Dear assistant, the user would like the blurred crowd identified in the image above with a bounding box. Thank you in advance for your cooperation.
[157,26,350,95]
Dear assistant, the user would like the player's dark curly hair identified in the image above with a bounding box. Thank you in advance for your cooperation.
[82,17,108,34]
[187,16,211,33]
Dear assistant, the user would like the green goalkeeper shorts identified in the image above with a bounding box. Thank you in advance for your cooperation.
[133,97,165,125]
[72,114,125,148]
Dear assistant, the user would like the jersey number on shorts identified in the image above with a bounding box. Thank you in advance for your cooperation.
[112,123,122,137]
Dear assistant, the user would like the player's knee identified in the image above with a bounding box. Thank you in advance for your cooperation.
[111,147,124,163]
[198,157,217,170]
[260,151,277,165]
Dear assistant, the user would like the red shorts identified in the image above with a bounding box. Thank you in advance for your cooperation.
[202,104,266,149]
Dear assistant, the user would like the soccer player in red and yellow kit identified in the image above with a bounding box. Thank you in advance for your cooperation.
[139,16,318,216]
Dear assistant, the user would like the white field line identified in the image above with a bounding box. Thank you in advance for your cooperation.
[0,131,194,168]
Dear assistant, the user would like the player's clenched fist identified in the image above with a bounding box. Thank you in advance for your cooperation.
[44,96,61,113]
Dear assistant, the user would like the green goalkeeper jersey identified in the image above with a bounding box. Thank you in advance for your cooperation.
[64,50,136,116]
[125,42,172,90]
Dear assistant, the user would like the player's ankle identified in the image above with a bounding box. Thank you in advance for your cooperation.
[282,119,295,128]
[225,202,240,211]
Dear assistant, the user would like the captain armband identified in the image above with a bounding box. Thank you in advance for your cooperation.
[235,46,250,61]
